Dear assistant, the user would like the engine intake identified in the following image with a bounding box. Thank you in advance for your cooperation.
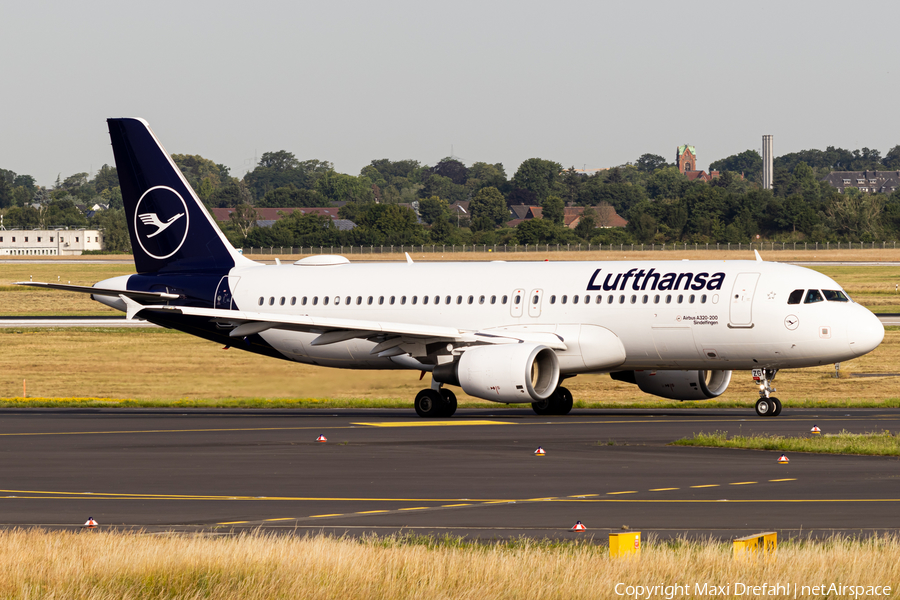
[611,369,732,401]
[434,344,559,403]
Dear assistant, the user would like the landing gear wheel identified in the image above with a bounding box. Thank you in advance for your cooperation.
[532,396,554,416]
[556,387,573,416]
[770,397,782,416]
[415,389,447,418]
[755,398,771,417]
[440,389,457,417]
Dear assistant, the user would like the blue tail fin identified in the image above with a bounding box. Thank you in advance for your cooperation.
[108,118,250,274]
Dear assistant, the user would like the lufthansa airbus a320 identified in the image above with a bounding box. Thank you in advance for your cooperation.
[19,119,885,418]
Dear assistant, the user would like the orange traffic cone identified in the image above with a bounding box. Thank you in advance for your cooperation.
[777,454,789,464]
[316,435,327,442]
[534,446,546,456]
[810,425,821,434]
[570,520,586,532]
[84,517,98,528]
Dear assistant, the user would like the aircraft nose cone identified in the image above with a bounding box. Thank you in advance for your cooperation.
[849,309,884,357]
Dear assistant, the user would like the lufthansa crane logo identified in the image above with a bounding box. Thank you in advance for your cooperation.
[134,186,190,260]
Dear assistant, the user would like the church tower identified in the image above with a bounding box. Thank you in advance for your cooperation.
[676,145,697,174]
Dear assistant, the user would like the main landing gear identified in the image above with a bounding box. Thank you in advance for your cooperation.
[752,368,782,417]
[414,387,457,418]
[532,386,573,416]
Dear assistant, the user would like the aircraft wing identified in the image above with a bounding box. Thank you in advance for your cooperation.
[15,281,181,302]
[121,299,567,353]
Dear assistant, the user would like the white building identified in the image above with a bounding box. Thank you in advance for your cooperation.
[0,229,104,256]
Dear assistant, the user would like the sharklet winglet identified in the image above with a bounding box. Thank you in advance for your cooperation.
[754,249,763,262]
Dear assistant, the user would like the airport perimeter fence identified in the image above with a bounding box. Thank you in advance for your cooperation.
[239,240,900,256]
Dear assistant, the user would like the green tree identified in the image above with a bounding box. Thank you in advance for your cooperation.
[316,172,374,204]
[230,203,259,240]
[257,185,327,208]
[645,166,689,199]
[431,158,468,185]
[429,214,452,243]
[883,145,900,169]
[541,195,564,226]
[514,218,569,245]
[469,187,508,228]
[466,162,507,192]
[635,154,669,173]
[417,196,449,225]
[710,150,763,181]
[574,206,596,239]
[91,209,130,253]
[0,175,12,209]
[511,158,562,202]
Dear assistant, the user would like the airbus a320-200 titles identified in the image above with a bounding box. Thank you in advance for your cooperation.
[19,119,885,418]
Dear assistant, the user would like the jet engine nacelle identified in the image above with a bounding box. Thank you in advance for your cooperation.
[433,343,560,403]
[611,369,732,401]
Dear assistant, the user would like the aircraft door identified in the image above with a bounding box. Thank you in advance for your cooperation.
[214,276,240,310]
[510,289,525,317]
[528,289,544,317]
[729,272,759,327]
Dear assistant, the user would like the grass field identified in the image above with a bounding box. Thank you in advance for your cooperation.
[0,327,897,408]
[0,530,897,599]
[673,430,900,456]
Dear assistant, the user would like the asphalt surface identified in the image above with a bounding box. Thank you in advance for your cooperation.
[1,407,899,540]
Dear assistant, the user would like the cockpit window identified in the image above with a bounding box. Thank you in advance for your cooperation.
[804,289,825,304]
[787,289,804,305]
[823,289,849,302]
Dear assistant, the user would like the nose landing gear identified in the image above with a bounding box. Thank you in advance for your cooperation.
[752,368,782,417]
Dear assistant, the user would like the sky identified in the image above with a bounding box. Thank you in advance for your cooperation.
[2,0,898,187]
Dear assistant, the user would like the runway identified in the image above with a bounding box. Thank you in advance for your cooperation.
[0,408,898,540]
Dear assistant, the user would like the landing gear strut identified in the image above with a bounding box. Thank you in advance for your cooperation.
[532,386,573,416]
[752,368,782,417]
[414,381,457,418]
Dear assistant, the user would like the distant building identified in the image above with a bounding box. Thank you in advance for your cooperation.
[822,171,900,194]
[507,205,626,229]
[677,145,720,182]
[0,229,103,256]
[212,207,356,231]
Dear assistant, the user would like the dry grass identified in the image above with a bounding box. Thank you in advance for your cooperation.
[0,530,897,599]
[674,430,900,456]
[0,327,897,408]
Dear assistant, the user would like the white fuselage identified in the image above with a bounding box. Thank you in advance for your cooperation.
[216,258,883,372]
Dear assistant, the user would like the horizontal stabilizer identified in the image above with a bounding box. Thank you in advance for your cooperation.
[15,281,180,302]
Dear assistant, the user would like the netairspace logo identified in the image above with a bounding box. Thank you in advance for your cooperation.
[614,582,892,598]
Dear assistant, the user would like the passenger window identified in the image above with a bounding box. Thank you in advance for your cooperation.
[302,297,308,306]
[550,295,556,304]
[562,295,568,304]
[445,296,452,304]
[468,295,474,304]
[313,297,318,305]
[258,297,264,306]
[379,296,385,305]
[434,296,439,304]
[368,296,374,305]
[269,297,275,305]
[572,295,578,304]
[584,295,590,304]
[823,290,849,302]
[480,295,486,304]
[401,296,407,305]
[642,295,648,304]
[677,294,683,304]
[357,296,362,305]
[324,297,330,305]
[412,296,417,305]
[665,295,672,304]
[291,297,296,306]
[804,290,824,304]
[502,295,508,304]
[280,297,286,306]
[630,295,636,304]
[654,295,660,304]
[618,295,625,304]
[390,296,396,305]
[457,296,463,304]
[787,289,804,305]
[345,296,351,305]
[423,296,429,305]
[596,295,602,303]
[491,295,496,304]
[514,294,520,304]
[689,294,695,304]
